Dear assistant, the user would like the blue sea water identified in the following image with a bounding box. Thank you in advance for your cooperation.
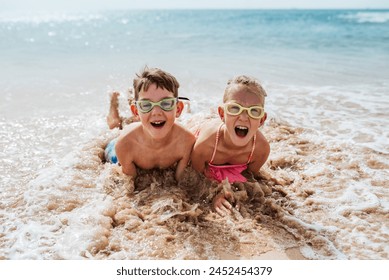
[0,9,388,260]
[0,9,388,117]
[1,10,389,88]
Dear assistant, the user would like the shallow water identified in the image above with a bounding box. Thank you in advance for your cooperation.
[1,112,387,259]
[0,9,388,259]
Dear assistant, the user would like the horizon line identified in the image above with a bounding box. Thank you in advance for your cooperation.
[2,7,389,12]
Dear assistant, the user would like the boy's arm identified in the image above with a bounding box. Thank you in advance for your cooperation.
[115,137,137,178]
[190,142,207,174]
[175,133,196,182]
[175,155,189,182]
[121,160,137,178]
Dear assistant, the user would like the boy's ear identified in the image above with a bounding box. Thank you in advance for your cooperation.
[176,101,184,117]
[218,106,225,121]
[130,104,139,116]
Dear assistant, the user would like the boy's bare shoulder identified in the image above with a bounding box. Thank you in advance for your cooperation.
[175,122,194,134]
[118,122,141,138]
[116,123,142,148]
[174,123,196,144]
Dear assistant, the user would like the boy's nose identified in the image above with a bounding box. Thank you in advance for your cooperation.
[151,105,164,114]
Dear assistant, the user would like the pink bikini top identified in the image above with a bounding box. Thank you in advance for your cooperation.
[206,124,256,183]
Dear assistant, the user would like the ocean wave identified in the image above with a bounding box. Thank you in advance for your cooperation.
[339,11,389,23]
[265,83,389,154]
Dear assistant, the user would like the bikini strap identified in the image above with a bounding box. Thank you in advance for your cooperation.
[209,123,223,164]
[247,133,257,164]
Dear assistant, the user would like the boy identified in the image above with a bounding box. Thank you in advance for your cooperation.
[105,67,195,182]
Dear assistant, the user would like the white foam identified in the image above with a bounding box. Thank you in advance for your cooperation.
[265,83,389,153]
[0,12,104,24]
[339,12,389,23]
[335,184,381,215]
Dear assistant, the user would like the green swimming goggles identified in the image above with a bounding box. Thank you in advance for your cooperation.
[135,97,189,113]
[224,102,265,119]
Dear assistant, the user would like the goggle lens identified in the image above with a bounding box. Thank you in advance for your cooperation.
[136,98,177,113]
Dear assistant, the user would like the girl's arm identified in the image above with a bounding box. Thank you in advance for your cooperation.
[248,132,270,175]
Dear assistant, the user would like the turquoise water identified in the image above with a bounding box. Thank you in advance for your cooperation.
[1,9,388,118]
[1,9,388,86]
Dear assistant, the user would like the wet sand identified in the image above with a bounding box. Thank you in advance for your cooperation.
[1,116,387,260]
[92,117,387,260]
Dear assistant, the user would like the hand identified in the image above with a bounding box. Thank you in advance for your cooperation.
[212,191,239,216]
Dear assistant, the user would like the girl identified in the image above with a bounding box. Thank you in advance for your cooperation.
[191,75,270,216]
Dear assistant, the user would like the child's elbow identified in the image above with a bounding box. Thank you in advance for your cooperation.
[190,158,205,174]
[264,141,270,158]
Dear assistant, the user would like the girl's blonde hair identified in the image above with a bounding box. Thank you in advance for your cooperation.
[223,75,267,105]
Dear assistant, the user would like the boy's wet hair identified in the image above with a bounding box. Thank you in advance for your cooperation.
[133,67,180,100]
[223,75,267,105]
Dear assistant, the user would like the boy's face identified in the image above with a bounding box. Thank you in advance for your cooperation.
[218,89,267,147]
[131,84,183,140]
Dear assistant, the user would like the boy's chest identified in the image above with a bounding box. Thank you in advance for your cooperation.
[132,144,181,169]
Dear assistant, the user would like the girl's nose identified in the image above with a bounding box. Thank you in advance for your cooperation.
[239,110,250,120]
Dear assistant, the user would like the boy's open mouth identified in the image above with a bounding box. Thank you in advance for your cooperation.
[151,121,166,128]
[235,125,249,137]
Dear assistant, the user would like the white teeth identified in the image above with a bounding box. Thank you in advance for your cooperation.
[152,121,163,124]
[236,126,248,130]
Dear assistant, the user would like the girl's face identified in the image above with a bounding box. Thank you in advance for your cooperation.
[131,83,183,140]
[218,89,266,147]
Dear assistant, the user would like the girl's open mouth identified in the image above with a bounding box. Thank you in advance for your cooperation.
[235,125,248,137]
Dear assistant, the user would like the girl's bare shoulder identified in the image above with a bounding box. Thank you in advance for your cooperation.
[255,130,270,154]
[197,119,221,138]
